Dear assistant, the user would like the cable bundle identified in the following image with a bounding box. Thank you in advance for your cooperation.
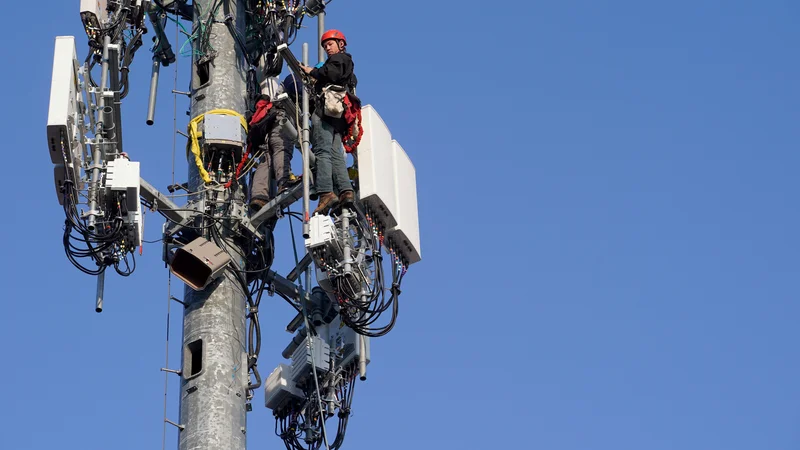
[84,0,146,99]
[275,367,357,450]
[61,167,136,277]
[331,207,406,338]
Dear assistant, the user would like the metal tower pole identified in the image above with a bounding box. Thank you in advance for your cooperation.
[302,42,311,238]
[179,1,249,450]
[318,12,325,63]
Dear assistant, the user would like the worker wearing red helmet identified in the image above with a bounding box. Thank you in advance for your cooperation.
[300,29,358,215]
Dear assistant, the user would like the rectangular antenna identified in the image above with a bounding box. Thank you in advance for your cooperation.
[47,36,83,205]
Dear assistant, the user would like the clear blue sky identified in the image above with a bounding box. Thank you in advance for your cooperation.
[2,1,798,449]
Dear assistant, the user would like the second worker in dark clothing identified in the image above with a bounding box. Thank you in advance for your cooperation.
[301,29,357,215]
[248,85,294,212]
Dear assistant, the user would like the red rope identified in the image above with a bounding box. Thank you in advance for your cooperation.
[342,95,363,153]
[225,143,251,189]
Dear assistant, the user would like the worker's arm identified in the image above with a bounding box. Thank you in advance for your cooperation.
[308,54,350,85]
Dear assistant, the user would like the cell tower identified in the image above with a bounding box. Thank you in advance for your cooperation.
[46,1,421,449]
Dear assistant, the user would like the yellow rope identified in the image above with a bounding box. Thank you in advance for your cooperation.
[188,109,249,184]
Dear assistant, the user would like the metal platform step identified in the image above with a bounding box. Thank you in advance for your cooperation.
[249,182,305,229]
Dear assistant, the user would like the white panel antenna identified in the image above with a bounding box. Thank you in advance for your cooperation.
[387,140,421,265]
[356,105,398,230]
[47,36,80,164]
[46,36,83,204]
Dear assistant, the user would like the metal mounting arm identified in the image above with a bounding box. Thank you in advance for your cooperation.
[248,182,304,229]
[139,177,188,225]
[265,269,302,303]
[287,254,313,282]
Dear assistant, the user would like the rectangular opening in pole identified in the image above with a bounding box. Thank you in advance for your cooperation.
[185,339,204,379]
[193,60,211,90]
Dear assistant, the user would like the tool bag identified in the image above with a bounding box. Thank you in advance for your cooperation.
[322,84,347,119]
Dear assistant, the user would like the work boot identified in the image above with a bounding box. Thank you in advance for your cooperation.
[276,174,302,196]
[249,197,267,212]
[339,190,355,207]
[313,192,338,216]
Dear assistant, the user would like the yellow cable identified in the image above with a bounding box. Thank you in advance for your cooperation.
[187,109,249,184]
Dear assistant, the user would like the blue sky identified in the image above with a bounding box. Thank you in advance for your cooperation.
[1,1,799,449]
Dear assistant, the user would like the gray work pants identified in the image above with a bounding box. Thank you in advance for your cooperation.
[251,110,293,201]
[311,112,352,195]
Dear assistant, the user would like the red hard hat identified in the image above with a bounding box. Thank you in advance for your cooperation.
[321,29,347,46]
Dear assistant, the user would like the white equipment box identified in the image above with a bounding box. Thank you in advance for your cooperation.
[80,0,108,18]
[106,158,143,248]
[356,105,398,230]
[305,215,343,270]
[290,335,330,383]
[203,114,246,148]
[387,140,421,265]
[81,0,108,40]
[265,364,304,411]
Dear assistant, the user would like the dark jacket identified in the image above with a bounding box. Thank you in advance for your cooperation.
[309,52,358,96]
[247,105,280,150]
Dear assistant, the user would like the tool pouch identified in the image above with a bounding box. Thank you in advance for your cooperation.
[322,85,347,119]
